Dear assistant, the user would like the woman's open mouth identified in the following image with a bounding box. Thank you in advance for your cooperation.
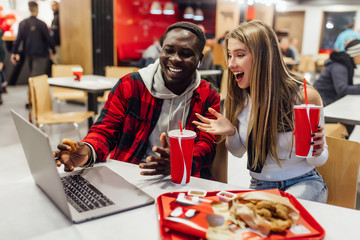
[234,72,244,82]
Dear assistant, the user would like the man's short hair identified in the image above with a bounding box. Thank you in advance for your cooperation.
[28,1,38,12]
[164,22,206,52]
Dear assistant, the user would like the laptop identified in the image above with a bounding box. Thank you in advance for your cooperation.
[11,110,154,223]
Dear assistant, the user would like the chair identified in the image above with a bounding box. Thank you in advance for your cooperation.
[28,75,94,140]
[316,136,360,209]
[212,43,227,70]
[51,64,88,104]
[98,66,139,102]
[324,123,348,139]
[211,140,228,183]
[296,55,316,74]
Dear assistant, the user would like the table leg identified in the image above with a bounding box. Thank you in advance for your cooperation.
[87,92,98,128]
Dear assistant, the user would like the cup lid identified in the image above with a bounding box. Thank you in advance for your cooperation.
[72,67,83,72]
[294,104,322,109]
[168,129,196,139]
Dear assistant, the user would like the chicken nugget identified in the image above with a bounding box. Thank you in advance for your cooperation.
[62,138,77,152]
[274,203,289,220]
[270,218,292,233]
[255,208,272,221]
[255,200,276,212]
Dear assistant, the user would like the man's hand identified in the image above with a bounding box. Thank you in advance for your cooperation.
[54,139,91,171]
[139,132,170,175]
[10,54,20,65]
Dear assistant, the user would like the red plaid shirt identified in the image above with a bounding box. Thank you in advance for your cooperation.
[83,72,220,179]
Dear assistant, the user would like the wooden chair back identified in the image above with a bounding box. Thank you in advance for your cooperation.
[212,44,227,70]
[316,136,360,209]
[52,64,82,77]
[51,64,87,103]
[28,75,53,124]
[105,66,139,78]
[99,66,139,102]
[211,139,228,183]
[297,55,315,73]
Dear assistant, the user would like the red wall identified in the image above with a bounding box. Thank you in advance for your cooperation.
[115,0,216,61]
[115,0,178,61]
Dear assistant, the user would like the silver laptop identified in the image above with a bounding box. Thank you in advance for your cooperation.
[11,110,154,223]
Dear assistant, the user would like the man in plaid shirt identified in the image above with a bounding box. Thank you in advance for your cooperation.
[55,22,220,179]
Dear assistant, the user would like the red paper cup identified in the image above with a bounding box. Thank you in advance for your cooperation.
[168,129,196,185]
[294,104,321,157]
[72,67,83,81]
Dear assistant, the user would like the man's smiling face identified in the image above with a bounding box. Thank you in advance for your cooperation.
[160,28,203,95]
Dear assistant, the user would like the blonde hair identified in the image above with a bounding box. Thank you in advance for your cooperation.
[224,20,303,169]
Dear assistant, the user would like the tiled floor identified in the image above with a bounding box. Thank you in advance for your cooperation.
[1,84,360,210]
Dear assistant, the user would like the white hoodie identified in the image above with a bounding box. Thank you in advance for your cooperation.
[138,59,201,161]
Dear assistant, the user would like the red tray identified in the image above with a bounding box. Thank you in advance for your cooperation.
[157,189,325,240]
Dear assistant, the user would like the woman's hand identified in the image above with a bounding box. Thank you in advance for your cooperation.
[312,125,325,157]
[192,107,236,136]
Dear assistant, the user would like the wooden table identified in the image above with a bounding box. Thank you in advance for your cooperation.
[48,75,118,127]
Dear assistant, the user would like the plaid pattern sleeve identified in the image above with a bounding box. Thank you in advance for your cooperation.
[82,72,162,164]
[186,80,221,179]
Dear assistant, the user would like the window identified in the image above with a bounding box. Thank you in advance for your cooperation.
[320,11,356,51]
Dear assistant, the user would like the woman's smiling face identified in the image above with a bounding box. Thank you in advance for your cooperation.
[227,38,253,89]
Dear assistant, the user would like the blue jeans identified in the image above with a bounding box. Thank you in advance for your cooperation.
[250,169,328,203]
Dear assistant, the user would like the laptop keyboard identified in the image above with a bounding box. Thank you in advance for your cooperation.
[61,174,114,212]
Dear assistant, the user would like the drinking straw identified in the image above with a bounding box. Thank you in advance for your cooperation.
[179,121,183,134]
[303,78,308,105]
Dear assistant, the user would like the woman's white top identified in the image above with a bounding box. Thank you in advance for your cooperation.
[225,96,328,181]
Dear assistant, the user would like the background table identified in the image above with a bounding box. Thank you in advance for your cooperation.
[48,75,118,127]
[324,95,360,125]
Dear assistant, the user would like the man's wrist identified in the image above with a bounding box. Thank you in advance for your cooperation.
[81,143,95,168]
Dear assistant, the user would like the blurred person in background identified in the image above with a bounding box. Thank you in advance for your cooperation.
[314,39,360,136]
[50,0,61,64]
[10,1,55,77]
[137,36,163,68]
[289,37,300,65]
[197,24,219,89]
[280,37,295,70]
[334,22,360,52]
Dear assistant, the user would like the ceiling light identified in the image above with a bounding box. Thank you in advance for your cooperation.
[326,21,334,29]
[163,2,175,15]
[183,6,194,19]
[193,8,204,21]
[150,1,162,15]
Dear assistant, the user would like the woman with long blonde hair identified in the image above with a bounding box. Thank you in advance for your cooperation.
[194,20,328,202]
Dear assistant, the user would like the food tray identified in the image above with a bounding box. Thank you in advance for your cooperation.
[157,189,325,240]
